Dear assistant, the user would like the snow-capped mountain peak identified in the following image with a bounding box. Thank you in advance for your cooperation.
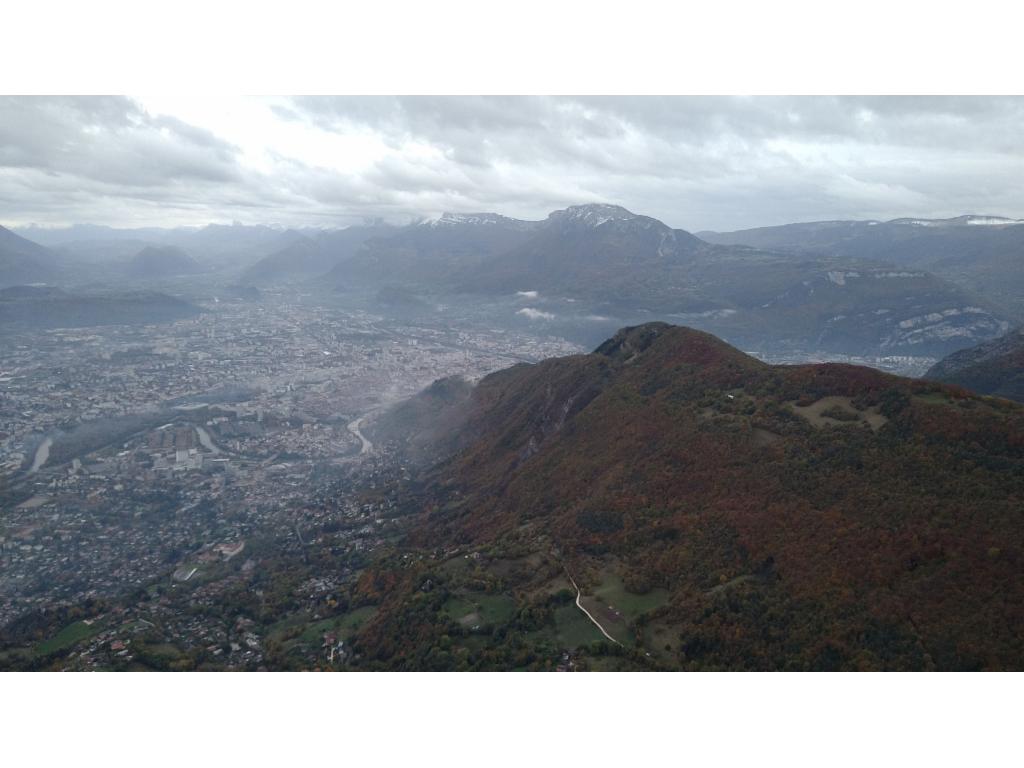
[892,214,1024,228]
[548,203,639,228]
[421,212,514,228]
[962,215,1024,226]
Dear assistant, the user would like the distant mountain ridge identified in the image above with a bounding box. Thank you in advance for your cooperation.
[7,205,1018,360]
[453,204,711,309]
[418,211,538,229]
[126,245,204,278]
[325,204,1013,358]
[698,214,1024,321]
[0,225,58,287]
[15,222,309,270]
[0,285,200,329]
[454,204,1004,358]
[242,224,398,284]
[325,212,540,288]
[926,327,1024,402]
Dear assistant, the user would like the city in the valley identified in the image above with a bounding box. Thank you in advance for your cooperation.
[0,288,580,669]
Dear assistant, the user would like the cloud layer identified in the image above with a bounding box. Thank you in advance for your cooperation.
[2,96,1023,230]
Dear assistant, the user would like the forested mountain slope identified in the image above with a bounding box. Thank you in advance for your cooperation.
[356,323,1024,670]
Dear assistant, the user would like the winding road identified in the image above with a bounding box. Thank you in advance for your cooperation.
[567,573,622,646]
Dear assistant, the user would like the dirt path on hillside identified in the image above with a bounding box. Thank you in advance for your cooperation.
[566,572,623,646]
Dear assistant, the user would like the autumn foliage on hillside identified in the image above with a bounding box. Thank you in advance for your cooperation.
[372,323,1024,670]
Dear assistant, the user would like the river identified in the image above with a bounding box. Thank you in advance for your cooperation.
[29,436,53,473]
[346,416,374,455]
[194,425,222,454]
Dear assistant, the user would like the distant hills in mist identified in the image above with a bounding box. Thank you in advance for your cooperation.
[5,205,1024,360]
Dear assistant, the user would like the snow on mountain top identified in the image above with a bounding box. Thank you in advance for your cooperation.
[892,215,1024,228]
[413,204,659,232]
[421,212,517,228]
[549,204,639,227]
[963,216,1024,226]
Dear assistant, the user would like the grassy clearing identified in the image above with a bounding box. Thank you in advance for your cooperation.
[296,606,379,645]
[337,606,378,636]
[551,603,603,649]
[642,620,686,662]
[791,396,888,431]
[443,592,516,628]
[266,611,312,645]
[271,605,379,654]
[35,619,106,657]
[565,573,672,647]
[591,574,669,623]
[296,618,339,645]
[475,594,516,625]
[578,595,632,645]
[442,596,476,621]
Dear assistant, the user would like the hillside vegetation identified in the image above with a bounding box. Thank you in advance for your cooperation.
[355,323,1024,670]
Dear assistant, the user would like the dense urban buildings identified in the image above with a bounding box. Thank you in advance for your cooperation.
[0,290,579,668]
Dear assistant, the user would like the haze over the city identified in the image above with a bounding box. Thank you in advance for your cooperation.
[3,95,1024,232]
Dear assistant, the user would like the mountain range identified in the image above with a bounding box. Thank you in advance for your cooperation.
[481,207,1011,357]
[8,205,1023,361]
[334,204,1009,359]
[19,222,306,268]
[0,285,201,329]
[699,215,1024,322]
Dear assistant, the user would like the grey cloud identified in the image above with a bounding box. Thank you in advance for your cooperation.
[276,96,1024,228]
[0,96,241,187]
[2,96,1024,230]
[287,96,1024,159]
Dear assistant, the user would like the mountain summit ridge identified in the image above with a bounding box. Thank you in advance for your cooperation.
[547,203,641,227]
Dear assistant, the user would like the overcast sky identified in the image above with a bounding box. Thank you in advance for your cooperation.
[2,95,1023,232]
